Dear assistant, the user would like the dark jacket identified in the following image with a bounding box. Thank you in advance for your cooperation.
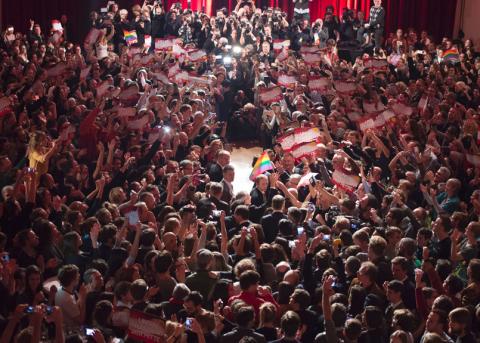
[261,211,287,243]
[219,327,266,343]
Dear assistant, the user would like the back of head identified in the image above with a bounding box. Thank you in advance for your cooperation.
[281,311,301,338]
[235,305,255,328]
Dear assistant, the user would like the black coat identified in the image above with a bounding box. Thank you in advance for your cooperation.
[260,211,287,243]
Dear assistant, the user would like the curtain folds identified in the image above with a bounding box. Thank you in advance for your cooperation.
[2,0,457,44]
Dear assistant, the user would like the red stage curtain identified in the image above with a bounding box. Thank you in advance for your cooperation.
[2,0,458,44]
[309,0,371,21]
[382,0,457,40]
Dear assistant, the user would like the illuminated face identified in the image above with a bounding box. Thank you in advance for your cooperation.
[257,177,268,193]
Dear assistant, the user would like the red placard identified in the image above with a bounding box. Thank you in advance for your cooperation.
[259,87,283,104]
[127,310,166,343]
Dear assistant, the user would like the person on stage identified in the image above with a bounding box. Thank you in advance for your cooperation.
[364,0,385,49]
[293,0,312,22]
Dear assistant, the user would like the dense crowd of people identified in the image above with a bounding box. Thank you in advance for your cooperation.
[0,0,480,342]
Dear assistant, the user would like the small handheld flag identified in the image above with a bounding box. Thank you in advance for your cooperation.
[442,49,459,63]
[250,151,274,181]
[124,30,138,46]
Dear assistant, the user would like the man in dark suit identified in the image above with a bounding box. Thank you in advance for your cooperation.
[219,306,266,343]
[197,182,230,219]
[391,256,416,310]
[270,311,302,343]
[384,280,406,334]
[227,205,252,238]
[260,195,287,243]
[207,149,231,182]
[250,173,280,223]
[220,164,235,204]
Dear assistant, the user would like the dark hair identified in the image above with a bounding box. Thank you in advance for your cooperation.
[140,229,156,246]
[393,309,416,332]
[235,306,255,327]
[291,289,311,310]
[184,291,203,306]
[364,306,384,329]
[388,280,404,294]
[469,259,480,283]
[345,319,363,340]
[444,274,464,295]
[281,311,301,338]
[130,279,148,301]
[58,264,79,287]
[349,285,367,317]
[93,300,113,327]
[114,281,131,300]
[154,250,173,273]
[277,281,295,305]
[449,307,472,330]
[234,205,250,220]
[239,270,260,290]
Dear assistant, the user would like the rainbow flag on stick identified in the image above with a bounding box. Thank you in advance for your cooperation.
[250,151,275,181]
[124,30,138,46]
[442,48,459,63]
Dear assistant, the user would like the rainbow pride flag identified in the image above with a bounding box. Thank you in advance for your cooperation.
[250,151,275,181]
[124,30,138,46]
[442,48,459,63]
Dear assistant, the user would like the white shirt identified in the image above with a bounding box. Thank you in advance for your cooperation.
[55,288,80,331]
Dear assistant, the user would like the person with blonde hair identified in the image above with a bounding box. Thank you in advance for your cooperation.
[256,302,278,341]
[27,131,58,183]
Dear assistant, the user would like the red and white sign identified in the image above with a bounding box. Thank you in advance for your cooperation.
[155,38,173,51]
[172,44,187,57]
[290,141,320,159]
[168,64,180,78]
[300,46,322,54]
[127,310,166,343]
[187,74,212,86]
[117,107,137,118]
[51,20,63,32]
[302,53,322,65]
[174,71,190,83]
[278,127,321,151]
[152,72,170,84]
[391,102,413,116]
[332,170,360,191]
[334,81,356,94]
[364,58,388,71]
[127,115,149,130]
[363,101,386,114]
[259,87,283,104]
[273,40,290,51]
[188,49,207,62]
[119,87,139,103]
[277,75,297,88]
[308,76,330,91]
[298,172,319,187]
[358,110,395,131]
[144,35,152,49]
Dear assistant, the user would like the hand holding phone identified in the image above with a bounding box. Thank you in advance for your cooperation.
[126,210,139,226]
[297,227,304,236]
[185,318,192,330]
